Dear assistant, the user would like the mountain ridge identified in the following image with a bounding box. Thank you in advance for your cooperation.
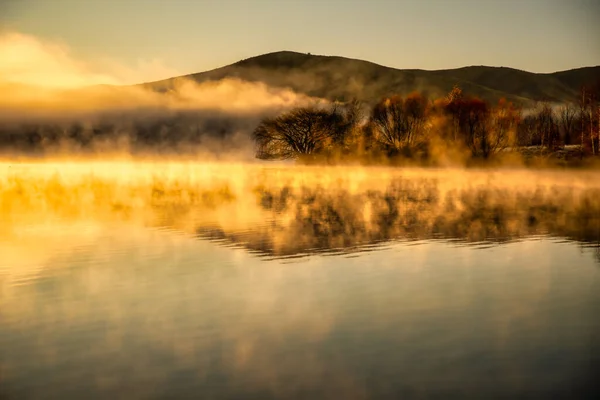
[141,51,600,105]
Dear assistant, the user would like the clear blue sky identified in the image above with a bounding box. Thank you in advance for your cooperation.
[2,0,599,77]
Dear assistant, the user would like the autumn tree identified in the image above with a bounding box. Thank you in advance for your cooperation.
[444,85,464,142]
[578,84,600,156]
[443,93,519,158]
[369,93,429,154]
[444,96,488,157]
[487,98,520,156]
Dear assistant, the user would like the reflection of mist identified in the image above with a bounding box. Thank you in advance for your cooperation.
[197,179,600,260]
[2,163,600,264]
[1,163,600,398]
[1,228,598,399]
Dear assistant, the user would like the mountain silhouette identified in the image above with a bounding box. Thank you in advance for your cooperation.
[142,51,600,105]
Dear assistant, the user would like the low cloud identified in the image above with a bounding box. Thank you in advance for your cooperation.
[0,31,119,88]
[0,31,318,119]
[0,31,323,159]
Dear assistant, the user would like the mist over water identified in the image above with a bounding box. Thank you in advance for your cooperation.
[0,161,599,399]
[1,29,600,400]
[2,162,600,255]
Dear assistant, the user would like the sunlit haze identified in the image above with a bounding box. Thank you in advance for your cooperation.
[1,2,600,398]
[1,0,599,86]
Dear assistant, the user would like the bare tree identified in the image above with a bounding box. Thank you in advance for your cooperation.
[597,103,600,156]
[588,85,600,156]
[328,99,364,149]
[443,95,519,158]
[252,103,361,160]
[578,86,594,157]
[558,103,577,146]
[580,87,587,156]
[370,93,429,153]
[533,102,559,152]
[517,114,537,147]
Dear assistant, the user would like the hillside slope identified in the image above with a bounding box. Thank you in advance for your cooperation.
[142,51,600,105]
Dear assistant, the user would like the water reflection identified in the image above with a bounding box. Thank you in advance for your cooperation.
[1,162,600,262]
[195,177,600,261]
[1,163,599,399]
[1,230,599,399]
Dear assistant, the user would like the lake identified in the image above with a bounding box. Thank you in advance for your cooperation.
[1,162,599,399]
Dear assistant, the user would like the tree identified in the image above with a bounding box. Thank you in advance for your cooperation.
[446,85,463,104]
[328,99,364,150]
[533,102,559,151]
[461,98,489,157]
[445,96,490,157]
[558,103,577,146]
[516,114,537,147]
[445,85,464,142]
[487,98,520,156]
[404,92,429,139]
[252,103,361,160]
[579,83,600,156]
[579,86,588,156]
[369,93,429,154]
[443,94,518,158]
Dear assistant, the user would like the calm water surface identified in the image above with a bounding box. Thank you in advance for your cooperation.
[0,162,599,399]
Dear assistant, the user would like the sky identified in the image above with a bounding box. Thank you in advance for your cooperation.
[1,0,599,84]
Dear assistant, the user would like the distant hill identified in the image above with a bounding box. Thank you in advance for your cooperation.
[142,51,600,106]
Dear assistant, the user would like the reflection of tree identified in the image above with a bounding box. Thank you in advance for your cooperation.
[196,181,600,259]
[3,164,599,264]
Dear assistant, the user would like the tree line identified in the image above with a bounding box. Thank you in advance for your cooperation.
[0,111,258,156]
[252,84,600,164]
